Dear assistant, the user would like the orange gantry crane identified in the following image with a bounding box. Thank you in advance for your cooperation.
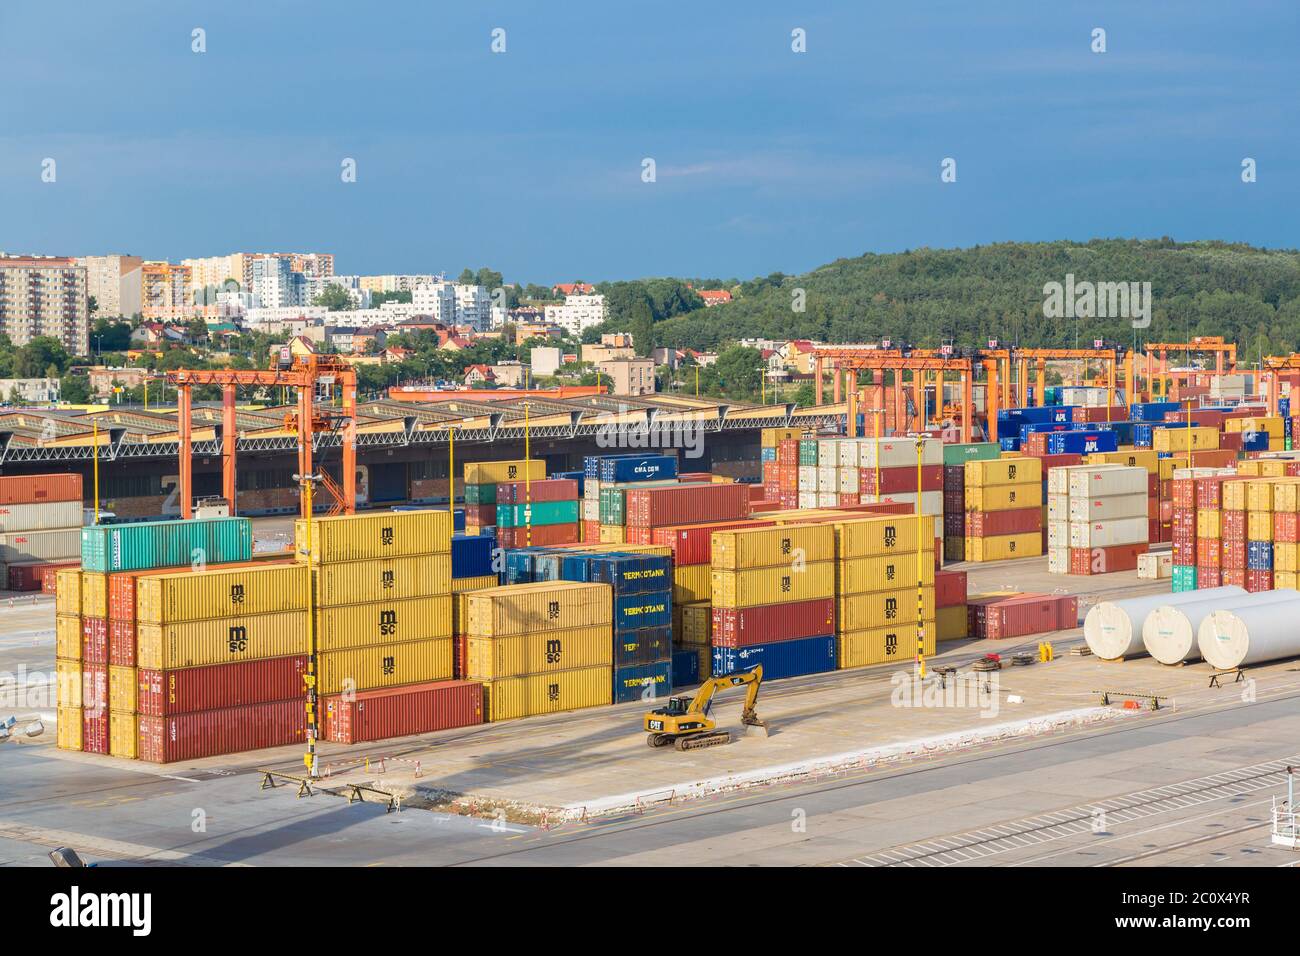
[1142,337,1238,397]
[166,353,358,519]
[812,349,974,442]
[1011,348,1122,408]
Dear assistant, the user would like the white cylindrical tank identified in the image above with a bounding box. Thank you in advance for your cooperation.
[1143,590,1297,664]
[1084,586,1246,660]
[1197,593,1300,669]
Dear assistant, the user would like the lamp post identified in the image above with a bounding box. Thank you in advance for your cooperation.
[294,471,323,779]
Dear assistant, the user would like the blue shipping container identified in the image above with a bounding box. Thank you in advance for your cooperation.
[1247,541,1273,570]
[584,453,642,478]
[615,625,673,668]
[671,648,700,688]
[613,659,673,704]
[598,454,679,483]
[451,532,494,579]
[712,634,838,681]
[587,553,673,595]
[614,590,672,633]
[1045,430,1119,455]
[999,437,1021,451]
[1130,401,1180,422]
[1242,430,1270,452]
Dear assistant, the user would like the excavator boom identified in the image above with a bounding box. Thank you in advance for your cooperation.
[643,666,767,751]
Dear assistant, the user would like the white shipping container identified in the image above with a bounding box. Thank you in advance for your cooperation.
[1047,547,1070,575]
[1136,551,1173,580]
[0,528,81,564]
[1047,521,1069,550]
[817,439,842,467]
[1067,466,1148,499]
[859,437,942,468]
[0,500,82,533]
[816,492,839,507]
[837,467,860,493]
[1068,516,1148,549]
[873,490,943,514]
[1046,463,1122,496]
[1047,494,1070,522]
[1067,494,1147,522]
[584,479,601,501]
[581,498,600,521]
[798,491,818,509]
[816,467,839,492]
[798,466,817,491]
[1061,387,1109,406]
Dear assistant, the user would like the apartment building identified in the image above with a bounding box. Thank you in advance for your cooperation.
[0,254,90,354]
[303,274,370,309]
[596,357,656,396]
[358,274,436,294]
[455,284,492,331]
[545,293,608,335]
[77,255,143,319]
[141,262,194,321]
[249,257,306,309]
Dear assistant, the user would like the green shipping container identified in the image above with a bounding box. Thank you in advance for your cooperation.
[1171,565,1198,593]
[80,518,252,573]
[495,500,580,528]
[798,439,819,466]
[941,442,1002,466]
[464,483,497,505]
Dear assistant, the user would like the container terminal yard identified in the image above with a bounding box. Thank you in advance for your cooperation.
[3,345,1300,870]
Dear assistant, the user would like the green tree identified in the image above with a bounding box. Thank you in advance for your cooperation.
[15,337,71,377]
[59,374,91,404]
[92,318,132,352]
[313,284,354,311]
[712,346,763,399]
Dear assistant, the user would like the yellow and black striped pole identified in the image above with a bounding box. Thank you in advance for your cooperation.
[523,402,532,548]
[301,475,318,779]
[915,436,926,678]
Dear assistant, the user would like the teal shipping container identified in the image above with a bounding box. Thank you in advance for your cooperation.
[81,517,253,572]
[1171,564,1198,593]
[940,442,1002,466]
[494,500,580,528]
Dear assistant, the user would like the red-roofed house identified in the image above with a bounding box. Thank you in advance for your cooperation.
[551,282,595,296]
[463,364,496,385]
[781,339,819,374]
[697,289,733,307]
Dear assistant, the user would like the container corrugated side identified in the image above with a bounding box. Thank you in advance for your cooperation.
[711,598,836,647]
[295,509,452,564]
[136,610,310,670]
[55,658,83,708]
[0,473,82,505]
[466,625,612,679]
[109,711,138,759]
[55,615,82,660]
[613,659,673,704]
[712,634,838,680]
[317,637,454,695]
[137,655,309,716]
[136,563,309,624]
[312,553,451,606]
[463,459,546,486]
[825,515,934,559]
[839,623,936,668]
[672,563,711,603]
[322,680,483,744]
[55,568,82,615]
[837,588,936,631]
[80,571,107,618]
[965,532,1043,561]
[964,457,1042,487]
[108,664,137,712]
[481,665,612,721]
[57,706,83,750]
[966,484,1041,512]
[710,524,835,570]
[837,554,934,596]
[710,560,835,609]
[315,594,452,652]
[0,500,82,533]
[138,700,306,763]
[80,518,251,573]
[465,582,612,637]
[0,528,80,564]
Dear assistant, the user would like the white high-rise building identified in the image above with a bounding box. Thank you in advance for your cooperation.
[412,280,457,323]
[545,294,608,335]
[454,284,491,331]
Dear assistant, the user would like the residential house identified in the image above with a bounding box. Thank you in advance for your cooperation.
[463,364,495,386]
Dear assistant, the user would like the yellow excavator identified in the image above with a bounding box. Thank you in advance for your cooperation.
[643,666,768,751]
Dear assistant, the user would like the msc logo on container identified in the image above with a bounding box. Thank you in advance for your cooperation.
[885,597,898,619]
[885,563,896,581]
[547,600,560,620]
[546,682,560,702]
[780,575,791,593]
[1008,464,1017,480]
[381,526,394,546]
[381,569,394,589]
[780,536,792,555]
[885,632,898,654]
[545,638,562,664]
[379,609,397,636]
[381,655,395,676]
[229,583,245,605]
[228,625,248,653]
[507,465,519,479]
[884,525,897,548]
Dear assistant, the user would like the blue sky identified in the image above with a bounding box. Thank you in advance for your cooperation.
[1,1,1295,283]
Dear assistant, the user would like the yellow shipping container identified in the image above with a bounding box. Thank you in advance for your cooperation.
[1086,450,1158,472]
[55,614,82,660]
[1153,426,1218,453]
[452,573,497,593]
[137,610,310,670]
[317,637,454,696]
[1222,481,1248,512]
[314,594,452,652]
[1274,480,1300,513]
[1158,457,1189,480]
[56,658,83,708]
[598,524,625,544]
[312,553,451,606]
[1245,460,1289,478]
[1197,509,1222,539]
[839,623,935,669]
[829,515,935,559]
[710,560,835,609]
[965,457,1042,488]
[466,625,612,680]
[1276,570,1298,590]
[1274,542,1300,573]
[679,601,712,644]
[295,509,451,564]
[710,524,835,570]
[762,427,802,447]
[964,532,1042,562]
[137,563,309,625]
[1247,479,1277,512]
[57,706,82,751]
[80,572,107,618]
[837,553,934,596]
[837,588,936,631]
[1226,416,1284,438]
[463,459,546,486]
[672,563,711,603]
[108,664,136,712]
[465,581,612,637]
[481,665,612,721]
[109,711,137,759]
[936,603,967,641]
[965,484,1041,512]
[55,568,82,616]
[1248,511,1274,541]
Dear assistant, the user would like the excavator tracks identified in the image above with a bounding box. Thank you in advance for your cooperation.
[674,731,732,751]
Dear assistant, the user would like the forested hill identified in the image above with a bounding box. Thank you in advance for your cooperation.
[641,239,1300,359]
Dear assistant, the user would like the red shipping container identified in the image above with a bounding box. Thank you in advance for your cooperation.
[1222,510,1247,538]
[942,489,965,513]
[750,498,782,512]
[1034,453,1084,471]
[677,472,714,482]
[712,597,836,648]
[650,519,776,566]
[42,564,65,594]
[1199,567,1222,588]
[838,492,860,507]
[935,569,967,608]
[1164,409,1226,429]
[1220,568,1246,588]
[1147,517,1161,542]
[1195,476,1244,510]
[1221,540,1247,571]
[8,560,77,591]
[82,661,108,710]
[625,483,749,528]
[964,506,1041,537]
[0,473,82,505]
[1195,538,1221,567]
[138,700,306,763]
[1190,449,1236,468]
[1072,405,1128,423]
[108,619,135,667]
[1219,432,1243,452]
[495,478,578,505]
[1275,512,1300,543]
[858,464,942,496]
[968,594,1069,639]
[1068,543,1144,575]
[1173,541,1195,564]
[582,519,600,542]
[778,438,801,462]
[1146,472,1159,497]
[494,523,579,548]
[137,655,309,717]
[82,707,109,755]
[452,634,467,680]
[321,680,483,744]
[81,617,108,664]
[1245,570,1273,593]
[462,503,496,526]
[1158,499,1173,522]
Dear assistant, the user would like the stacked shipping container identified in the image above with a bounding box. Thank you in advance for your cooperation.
[0,473,84,590]
[964,456,1043,561]
[1046,465,1149,574]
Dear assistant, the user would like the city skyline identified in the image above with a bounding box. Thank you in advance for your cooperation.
[2,2,1296,284]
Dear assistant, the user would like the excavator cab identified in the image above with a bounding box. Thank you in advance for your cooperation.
[643,666,767,752]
